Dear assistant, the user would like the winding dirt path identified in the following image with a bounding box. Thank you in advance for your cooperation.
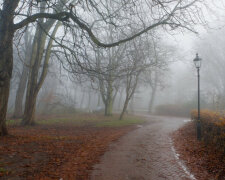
[90,115,194,180]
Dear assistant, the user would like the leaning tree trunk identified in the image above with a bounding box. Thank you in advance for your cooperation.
[21,21,60,125]
[119,72,139,120]
[119,97,129,120]
[0,0,19,135]
[21,32,41,125]
[13,31,32,119]
[22,91,37,125]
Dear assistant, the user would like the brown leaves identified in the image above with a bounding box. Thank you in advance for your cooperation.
[0,125,134,179]
[172,122,225,180]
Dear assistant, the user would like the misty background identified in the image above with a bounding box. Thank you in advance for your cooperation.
[6,0,225,119]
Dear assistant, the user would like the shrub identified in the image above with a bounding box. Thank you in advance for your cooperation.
[191,109,225,153]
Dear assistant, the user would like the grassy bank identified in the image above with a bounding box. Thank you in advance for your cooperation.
[6,113,146,127]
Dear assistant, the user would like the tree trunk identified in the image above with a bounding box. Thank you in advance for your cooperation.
[88,89,92,112]
[148,87,157,114]
[21,92,37,125]
[13,61,29,118]
[118,91,123,109]
[0,41,13,135]
[119,97,129,120]
[21,35,40,125]
[0,0,19,135]
[97,92,101,107]
[130,95,135,113]
[104,80,113,116]
[21,20,60,125]
[80,90,85,109]
[0,81,10,135]
[119,72,140,120]
[13,31,32,118]
[105,99,113,116]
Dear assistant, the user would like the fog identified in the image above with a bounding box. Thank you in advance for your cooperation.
[2,1,225,179]
[5,1,225,119]
[0,0,223,126]
[8,29,225,118]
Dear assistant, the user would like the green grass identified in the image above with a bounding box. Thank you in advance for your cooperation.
[6,114,145,128]
[37,114,101,126]
[6,119,21,126]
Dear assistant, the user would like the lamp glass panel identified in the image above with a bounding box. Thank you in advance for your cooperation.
[194,58,201,68]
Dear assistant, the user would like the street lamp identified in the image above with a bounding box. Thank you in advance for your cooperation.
[193,53,202,140]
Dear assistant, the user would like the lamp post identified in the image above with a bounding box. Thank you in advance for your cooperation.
[193,53,202,141]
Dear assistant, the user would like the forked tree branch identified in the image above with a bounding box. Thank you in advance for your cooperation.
[13,0,199,48]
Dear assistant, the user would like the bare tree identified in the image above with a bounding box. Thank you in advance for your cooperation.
[119,38,153,120]
[145,37,173,113]
[96,45,124,116]
[21,20,61,125]
[119,66,142,120]
[0,0,204,135]
[13,29,33,118]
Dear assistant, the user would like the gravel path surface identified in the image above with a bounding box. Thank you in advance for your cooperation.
[90,115,194,180]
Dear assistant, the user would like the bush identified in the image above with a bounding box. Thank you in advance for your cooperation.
[191,109,225,153]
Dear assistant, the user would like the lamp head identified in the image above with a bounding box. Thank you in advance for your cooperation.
[193,53,202,68]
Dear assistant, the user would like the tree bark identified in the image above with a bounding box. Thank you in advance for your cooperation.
[13,33,32,118]
[21,18,59,125]
[105,99,113,116]
[21,28,43,125]
[0,79,11,136]
[104,79,113,116]
[0,37,13,134]
[97,92,101,107]
[13,66,28,118]
[148,87,157,114]
[119,97,129,120]
[0,0,20,135]
[119,71,140,120]
[21,91,37,125]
